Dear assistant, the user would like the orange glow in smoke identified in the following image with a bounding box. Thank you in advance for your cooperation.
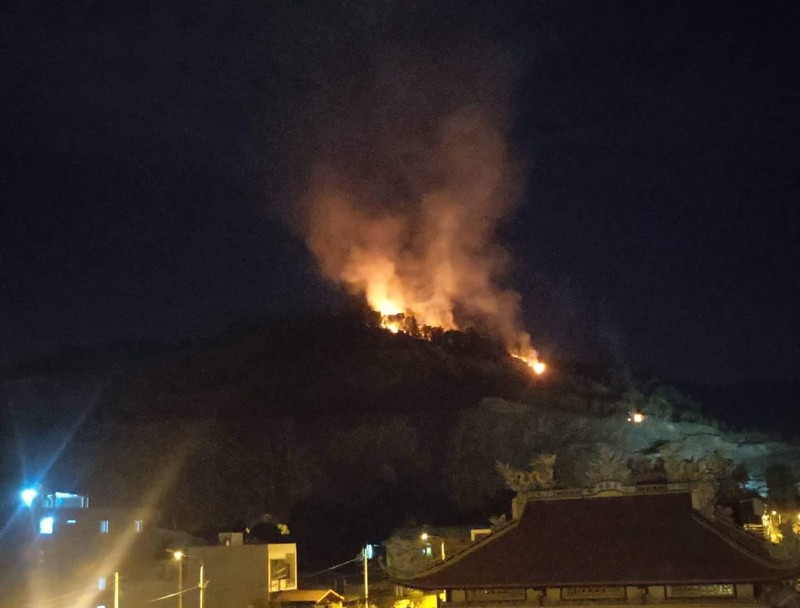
[302,109,545,377]
[510,351,547,376]
[369,291,404,317]
[385,321,401,334]
[377,301,546,376]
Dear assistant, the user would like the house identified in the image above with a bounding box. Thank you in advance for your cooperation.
[178,542,298,608]
[274,588,344,608]
[3,489,163,608]
[397,486,800,608]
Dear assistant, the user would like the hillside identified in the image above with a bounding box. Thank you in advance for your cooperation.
[1,312,798,566]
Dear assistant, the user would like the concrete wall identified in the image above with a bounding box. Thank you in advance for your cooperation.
[186,544,270,608]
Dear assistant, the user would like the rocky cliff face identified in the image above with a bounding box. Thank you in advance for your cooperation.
[447,396,800,509]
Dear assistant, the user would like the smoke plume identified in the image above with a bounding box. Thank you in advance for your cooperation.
[294,35,541,363]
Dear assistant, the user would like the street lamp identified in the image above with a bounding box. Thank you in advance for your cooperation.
[171,550,206,608]
[21,488,38,507]
[172,551,184,608]
[420,532,446,560]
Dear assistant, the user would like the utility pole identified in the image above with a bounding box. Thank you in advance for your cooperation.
[114,571,119,608]
[178,559,183,608]
[362,546,369,608]
[199,562,205,608]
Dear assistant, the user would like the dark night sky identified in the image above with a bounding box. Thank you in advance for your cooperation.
[1,1,798,386]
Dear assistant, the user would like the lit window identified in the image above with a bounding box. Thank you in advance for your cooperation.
[67,519,77,525]
[135,520,143,533]
[100,520,109,534]
[39,516,55,535]
[98,577,106,590]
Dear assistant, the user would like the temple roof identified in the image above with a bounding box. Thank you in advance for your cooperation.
[401,491,800,589]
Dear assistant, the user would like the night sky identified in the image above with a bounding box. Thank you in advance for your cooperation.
[1,1,798,386]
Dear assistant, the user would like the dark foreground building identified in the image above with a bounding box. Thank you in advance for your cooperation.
[399,488,800,608]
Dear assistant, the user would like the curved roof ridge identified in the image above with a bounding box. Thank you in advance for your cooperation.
[691,512,800,571]
[402,518,520,581]
[398,490,800,590]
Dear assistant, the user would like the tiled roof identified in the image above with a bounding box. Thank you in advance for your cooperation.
[402,492,800,589]
[275,589,344,604]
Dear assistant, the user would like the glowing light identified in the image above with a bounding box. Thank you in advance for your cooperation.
[510,352,547,376]
[381,310,547,376]
[419,532,446,559]
[21,488,37,507]
[627,411,645,424]
[39,516,54,534]
[173,550,185,560]
[373,297,403,316]
[302,119,546,394]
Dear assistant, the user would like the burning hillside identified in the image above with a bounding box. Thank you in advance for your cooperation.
[290,41,546,376]
[298,108,546,376]
[378,310,545,375]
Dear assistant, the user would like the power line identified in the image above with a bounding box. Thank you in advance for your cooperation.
[302,556,361,579]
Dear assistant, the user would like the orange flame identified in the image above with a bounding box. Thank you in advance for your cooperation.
[378,305,546,376]
[510,351,546,375]
[302,109,545,376]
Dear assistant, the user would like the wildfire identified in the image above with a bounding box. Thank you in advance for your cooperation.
[378,311,438,341]
[301,108,547,379]
[377,305,546,376]
[511,352,547,376]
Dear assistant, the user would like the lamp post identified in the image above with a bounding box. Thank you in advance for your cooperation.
[172,551,206,608]
[420,532,446,561]
[173,552,184,608]
[362,546,369,607]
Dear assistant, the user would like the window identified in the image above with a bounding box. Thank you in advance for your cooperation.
[100,520,109,534]
[666,585,735,599]
[269,556,297,591]
[98,577,107,590]
[271,559,290,580]
[466,590,526,602]
[470,528,492,542]
[39,516,55,535]
[135,520,143,533]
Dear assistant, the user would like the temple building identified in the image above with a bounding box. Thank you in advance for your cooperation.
[398,486,800,608]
